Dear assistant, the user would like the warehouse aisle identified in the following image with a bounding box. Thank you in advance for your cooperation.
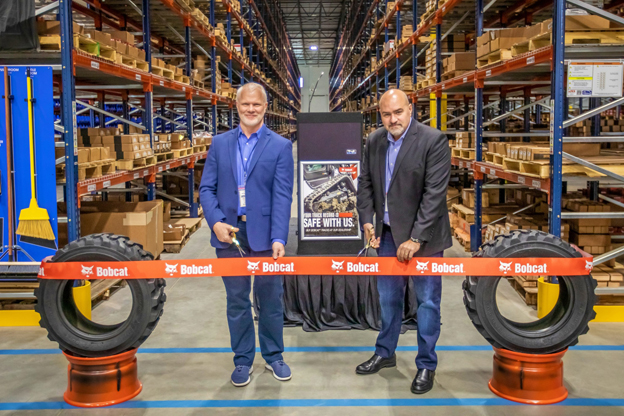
[0,143,623,415]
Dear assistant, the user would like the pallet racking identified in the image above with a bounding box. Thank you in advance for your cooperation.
[1,0,301,243]
[329,0,624,299]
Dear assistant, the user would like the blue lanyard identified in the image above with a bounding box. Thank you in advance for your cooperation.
[238,137,259,185]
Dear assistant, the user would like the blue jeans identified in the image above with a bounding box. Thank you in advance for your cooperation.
[375,225,442,371]
[216,220,284,367]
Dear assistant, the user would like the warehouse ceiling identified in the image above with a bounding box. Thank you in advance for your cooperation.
[279,0,346,66]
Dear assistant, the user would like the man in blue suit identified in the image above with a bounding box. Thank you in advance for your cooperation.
[199,82,294,387]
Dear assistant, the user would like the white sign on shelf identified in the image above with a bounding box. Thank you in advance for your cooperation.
[567,62,624,97]
[91,61,99,69]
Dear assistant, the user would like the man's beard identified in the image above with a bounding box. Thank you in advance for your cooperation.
[388,124,406,136]
[241,114,263,126]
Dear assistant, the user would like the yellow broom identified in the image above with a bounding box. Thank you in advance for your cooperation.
[16,71,55,241]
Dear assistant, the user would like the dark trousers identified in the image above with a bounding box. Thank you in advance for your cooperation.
[375,224,442,371]
[216,219,284,367]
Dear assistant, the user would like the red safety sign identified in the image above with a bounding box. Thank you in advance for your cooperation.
[37,256,594,280]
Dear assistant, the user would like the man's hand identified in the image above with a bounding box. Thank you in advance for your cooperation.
[397,240,421,262]
[363,223,381,249]
[213,222,238,244]
[272,241,285,260]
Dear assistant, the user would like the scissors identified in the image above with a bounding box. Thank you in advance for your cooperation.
[357,230,375,258]
[231,228,246,257]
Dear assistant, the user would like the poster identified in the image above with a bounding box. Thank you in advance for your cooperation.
[299,161,361,240]
[567,62,624,97]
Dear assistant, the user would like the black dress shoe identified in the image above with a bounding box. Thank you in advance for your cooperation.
[411,368,435,394]
[355,354,396,374]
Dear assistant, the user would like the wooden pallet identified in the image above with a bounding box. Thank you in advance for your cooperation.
[166,217,203,235]
[116,157,154,171]
[172,148,190,158]
[156,151,174,162]
[453,228,471,251]
[502,158,550,178]
[135,60,149,72]
[508,276,537,306]
[477,48,513,68]
[90,279,125,303]
[441,70,470,81]
[566,29,624,45]
[174,74,191,84]
[530,32,552,50]
[485,152,504,166]
[192,145,207,153]
[460,149,475,159]
[511,40,530,57]
[98,44,117,62]
[152,66,175,79]
[193,79,205,89]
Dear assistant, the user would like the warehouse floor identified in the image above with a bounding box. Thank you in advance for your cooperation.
[1,144,624,414]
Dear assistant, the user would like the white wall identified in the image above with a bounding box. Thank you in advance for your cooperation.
[300,65,331,113]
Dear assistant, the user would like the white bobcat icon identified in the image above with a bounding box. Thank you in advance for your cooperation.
[165,263,178,276]
[585,260,593,272]
[81,265,93,277]
[499,261,512,274]
[416,261,429,273]
[247,261,260,273]
[331,260,344,272]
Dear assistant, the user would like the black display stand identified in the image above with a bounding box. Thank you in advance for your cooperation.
[296,112,364,255]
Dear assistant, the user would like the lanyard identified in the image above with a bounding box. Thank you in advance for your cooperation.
[238,136,259,185]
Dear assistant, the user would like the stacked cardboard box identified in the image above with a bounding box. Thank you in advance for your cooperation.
[442,52,474,78]
[154,134,172,154]
[171,133,192,150]
[400,24,413,43]
[399,76,413,92]
[455,131,474,148]
[567,200,612,255]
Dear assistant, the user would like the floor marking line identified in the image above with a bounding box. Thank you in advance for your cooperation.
[1,345,623,355]
[1,398,624,410]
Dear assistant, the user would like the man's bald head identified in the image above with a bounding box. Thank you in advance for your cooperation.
[379,89,411,108]
[379,89,413,140]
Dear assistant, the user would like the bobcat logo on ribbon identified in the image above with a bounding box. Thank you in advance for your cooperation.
[81,265,94,277]
[499,261,512,274]
[585,260,593,272]
[331,260,344,272]
[165,263,178,276]
[416,261,429,273]
[247,261,260,273]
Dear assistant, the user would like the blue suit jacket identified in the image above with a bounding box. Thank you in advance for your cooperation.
[199,126,294,251]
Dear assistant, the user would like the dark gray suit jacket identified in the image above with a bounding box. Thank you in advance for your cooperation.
[357,121,452,257]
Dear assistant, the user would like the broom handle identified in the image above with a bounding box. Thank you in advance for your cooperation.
[27,73,36,196]
[4,67,14,257]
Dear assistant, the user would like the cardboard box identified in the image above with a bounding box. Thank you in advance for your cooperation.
[118,151,143,160]
[162,201,171,222]
[78,148,90,164]
[566,15,613,30]
[171,141,187,149]
[570,232,611,247]
[137,49,146,61]
[462,189,490,208]
[477,31,495,47]
[490,27,526,51]
[170,133,184,142]
[163,224,186,241]
[101,135,139,144]
[111,143,140,152]
[88,29,114,47]
[89,147,101,162]
[38,20,83,35]
[79,201,163,256]
[477,43,490,57]
[446,52,475,71]
[127,45,139,59]
[115,40,128,55]
[108,30,135,44]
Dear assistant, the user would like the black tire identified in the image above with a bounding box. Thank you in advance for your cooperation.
[462,229,596,354]
[35,234,166,357]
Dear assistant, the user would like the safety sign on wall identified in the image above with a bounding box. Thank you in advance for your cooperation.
[299,161,361,241]
[567,62,624,97]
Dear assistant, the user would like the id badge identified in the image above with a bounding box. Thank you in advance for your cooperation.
[239,187,246,208]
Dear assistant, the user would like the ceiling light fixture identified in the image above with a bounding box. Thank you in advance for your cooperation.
[309,45,318,51]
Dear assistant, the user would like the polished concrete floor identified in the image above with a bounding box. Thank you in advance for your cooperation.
[2,143,624,414]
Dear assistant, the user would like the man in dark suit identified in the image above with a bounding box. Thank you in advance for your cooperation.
[355,89,452,394]
[199,82,294,387]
